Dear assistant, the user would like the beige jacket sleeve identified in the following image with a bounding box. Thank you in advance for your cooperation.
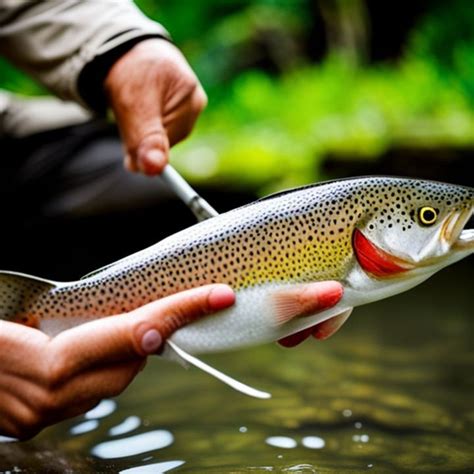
[0,0,170,108]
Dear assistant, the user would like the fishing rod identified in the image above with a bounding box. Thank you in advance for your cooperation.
[160,164,218,221]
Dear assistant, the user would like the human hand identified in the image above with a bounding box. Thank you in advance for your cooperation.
[276,281,348,347]
[0,284,234,440]
[104,38,207,175]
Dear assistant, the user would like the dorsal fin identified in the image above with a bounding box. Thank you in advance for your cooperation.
[81,261,122,280]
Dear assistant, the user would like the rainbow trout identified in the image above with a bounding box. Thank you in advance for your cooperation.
[1,176,473,398]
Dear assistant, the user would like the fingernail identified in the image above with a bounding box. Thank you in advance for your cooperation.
[317,282,344,309]
[208,285,235,310]
[141,329,162,354]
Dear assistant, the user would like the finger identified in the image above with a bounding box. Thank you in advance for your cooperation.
[0,321,49,381]
[164,83,208,146]
[113,85,169,176]
[129,283,235,349]
[105,45,168,175]
[64,360,142,406]
[46,284,235,376]
[46,360,144,424]
[0,360,142,439]
[0,390,39,440]
[135,130,169,175]
[105,39,203,176]
[124,153,139,173]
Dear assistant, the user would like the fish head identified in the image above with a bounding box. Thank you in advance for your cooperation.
[352,178,474,280]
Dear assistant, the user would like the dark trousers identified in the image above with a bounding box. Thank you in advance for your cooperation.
[0,121,190,280]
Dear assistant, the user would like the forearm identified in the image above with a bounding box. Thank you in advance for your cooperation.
[0,0,169,110]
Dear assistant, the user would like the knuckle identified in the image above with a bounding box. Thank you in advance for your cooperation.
[159,311,183,336]
[35,389,60,416]
[185,86,207,120]
[136,129,168,156]
[148,287,214,339]
[179,72,200,96]
[44,355,69,388]
[192,87,208,112]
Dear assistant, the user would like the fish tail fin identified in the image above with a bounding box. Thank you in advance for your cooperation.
[0,270,58,327]
[165,340,271,400]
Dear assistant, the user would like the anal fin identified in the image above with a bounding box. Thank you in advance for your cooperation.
[166,340,271,400]
[278,308,353,347]
[312,308,353,340]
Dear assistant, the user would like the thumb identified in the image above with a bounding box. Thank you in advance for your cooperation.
[105,45,170,175]
[129,284,236,355]
[114,102,170,175]
[47,284,235,375]
[132,126,170,175]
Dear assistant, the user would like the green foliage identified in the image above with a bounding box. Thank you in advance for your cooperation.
[172,57,474,192]
[0,57,46,95]
[136,0,309,91]
[407,0,474,103]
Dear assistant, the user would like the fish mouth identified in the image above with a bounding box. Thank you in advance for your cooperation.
[353,229,415,278]
[452,207,474,251]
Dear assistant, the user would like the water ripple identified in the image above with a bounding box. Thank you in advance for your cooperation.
[109,416,141,436]
[301,436,325,449]
[119,460,185,473]
[91,430,174,459]
[265,436,297,449]
[85,399,117,420]
[70,420,99,435]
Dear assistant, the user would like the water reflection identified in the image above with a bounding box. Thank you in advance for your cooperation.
[265,434,327,450]
[301,436,325,449]
[282,465,317,473]
[0,261,471,472]
[70,419,99,435]
[265,436,297,449]
[85,399,117,419]
[91,430,174,459]
[119,460,185,473]
[352,434,370,443]
[109,416,141,436]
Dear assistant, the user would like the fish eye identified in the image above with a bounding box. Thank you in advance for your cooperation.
[418,206,438,226]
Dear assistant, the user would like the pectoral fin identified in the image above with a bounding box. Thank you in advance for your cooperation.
[272,283,343,326]
[165,340,271,400]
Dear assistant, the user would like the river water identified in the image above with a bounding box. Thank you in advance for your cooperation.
[0,259,472,473]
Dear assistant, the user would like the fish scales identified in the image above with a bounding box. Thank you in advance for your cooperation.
[0,176,473,350]
[7,178,361,321]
